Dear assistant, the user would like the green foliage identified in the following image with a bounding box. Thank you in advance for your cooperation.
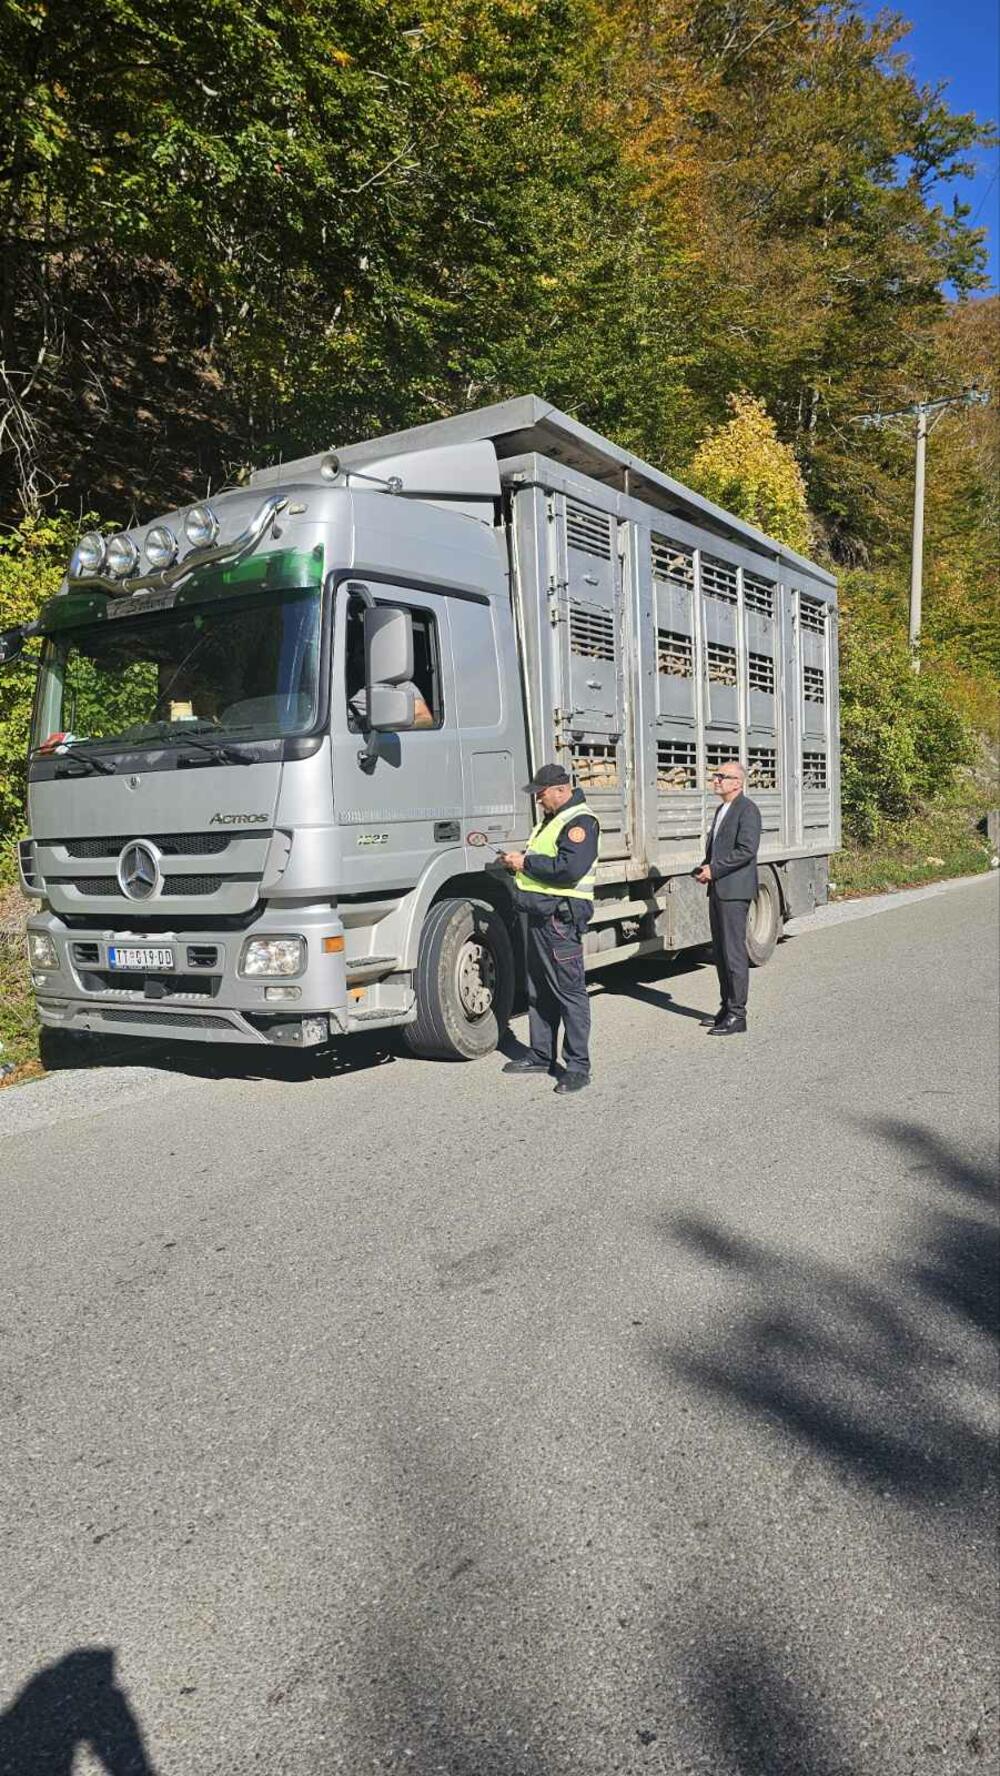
[685,393,811,552]
[838,606,977,844]
[0,513,78,850]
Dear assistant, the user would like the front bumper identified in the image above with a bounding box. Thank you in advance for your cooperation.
[27,905,351,1047]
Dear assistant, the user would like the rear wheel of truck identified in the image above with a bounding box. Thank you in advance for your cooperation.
[404,896,515,1060]
[746,867,783,967]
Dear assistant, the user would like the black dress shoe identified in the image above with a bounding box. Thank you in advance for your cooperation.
[702,1008,727,1028]
[502,1058,552,1075]
[707,1013,747,1036]
[554,1072,590,1093]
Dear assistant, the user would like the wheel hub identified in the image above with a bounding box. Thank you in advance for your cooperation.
[456,937,496,1019]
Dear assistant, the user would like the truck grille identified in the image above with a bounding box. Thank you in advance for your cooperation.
[63,831,237,857]
[58,874,228,897]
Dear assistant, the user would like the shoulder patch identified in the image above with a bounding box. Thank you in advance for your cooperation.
[567,825,587,843]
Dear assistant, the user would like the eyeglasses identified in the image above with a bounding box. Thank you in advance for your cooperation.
[711,773,740,782]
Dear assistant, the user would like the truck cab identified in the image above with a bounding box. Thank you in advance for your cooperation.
[14,444,529,1057]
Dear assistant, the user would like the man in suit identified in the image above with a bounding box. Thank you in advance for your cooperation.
[695,761,762,1036]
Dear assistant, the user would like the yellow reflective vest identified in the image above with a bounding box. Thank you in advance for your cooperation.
[514,800,599,902]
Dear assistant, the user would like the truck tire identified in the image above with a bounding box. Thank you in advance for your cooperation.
[746,867,783,967]
[404,896,516,1061]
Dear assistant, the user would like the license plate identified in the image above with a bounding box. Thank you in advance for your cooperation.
[108,945,175,971]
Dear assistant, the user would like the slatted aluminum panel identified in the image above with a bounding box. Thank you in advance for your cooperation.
[803,747,831,834]
[657,630,694,677]
[566,500,614,561]
[748,653,775,694]
[800,596,827,634]
[747,747,778,789]
[803,664,825,702]
[568,740,627,853]
[701,555,739,603]
[743,573,775,616]
[651,534,694,587]
[656,738,697,790]
[569,603,615,661]
[656,740,701,848]
[706,641,738,685]
[802,750,828,790]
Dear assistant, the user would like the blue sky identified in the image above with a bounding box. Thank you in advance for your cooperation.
[861,0,999,292]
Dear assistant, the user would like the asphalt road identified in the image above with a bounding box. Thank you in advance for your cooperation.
[1,876,997,1776]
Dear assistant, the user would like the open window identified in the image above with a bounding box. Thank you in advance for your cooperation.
[345,589,442,731]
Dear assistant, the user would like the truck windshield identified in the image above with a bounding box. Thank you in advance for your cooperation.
[32,584,323,753]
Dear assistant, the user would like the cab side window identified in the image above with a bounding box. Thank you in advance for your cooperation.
[345,591,443,730]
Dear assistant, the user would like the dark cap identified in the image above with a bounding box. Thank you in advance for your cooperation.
[523,762,571,793]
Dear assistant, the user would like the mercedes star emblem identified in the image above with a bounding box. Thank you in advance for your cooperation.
[117,841,160,900]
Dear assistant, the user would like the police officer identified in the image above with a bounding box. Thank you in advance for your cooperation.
[497,763,600,1094]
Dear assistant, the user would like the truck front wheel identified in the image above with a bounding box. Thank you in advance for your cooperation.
[404,896,515,1060]
[746,867,783,967]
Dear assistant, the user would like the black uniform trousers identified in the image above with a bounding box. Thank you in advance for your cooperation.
[709,892,751,1017]
[524,901,592,1076]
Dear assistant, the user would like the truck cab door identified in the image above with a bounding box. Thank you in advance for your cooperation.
[330,582,462,891]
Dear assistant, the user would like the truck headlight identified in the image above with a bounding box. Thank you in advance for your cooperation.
[69,532,106,577]
[185,504,219,549]
[106,533,139,577]
[239,936,305,977]
[144,524,178,569]
[27,932,59,970]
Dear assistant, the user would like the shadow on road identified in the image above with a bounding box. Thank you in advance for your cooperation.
[654,1118,998,1511]
[38,1026,398,1084]
[0,1646,157,1775]
[594,947,715,1022]
[690,1626,856,1776]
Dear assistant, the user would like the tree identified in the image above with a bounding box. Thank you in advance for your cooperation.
[685,392,810,551]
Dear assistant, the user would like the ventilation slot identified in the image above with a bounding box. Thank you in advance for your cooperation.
[748,653,775,694]
[706,743,739,772]
[18,839,42,891]
[748,748,778,790]
[706,641,738,686]
[657,740,697,790]
[744,573,775,616]
[569,604,615,661]
[803,751,828,789]
[569,742,619,789]
[566,502,613,561]
[657,630,694,677]
[63,831,236,858]
[651,535,694,588]
[163,874,225,896]
[803,665,825,703]
[701,556,738,603]
[800,597,827,633]
[96,1008,234,1030]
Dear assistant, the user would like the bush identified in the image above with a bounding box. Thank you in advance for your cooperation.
[839,615,976,844]
[0,515,80,864]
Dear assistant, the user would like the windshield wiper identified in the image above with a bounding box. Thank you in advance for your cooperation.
[50,744,116,776]
[170,733,252,766]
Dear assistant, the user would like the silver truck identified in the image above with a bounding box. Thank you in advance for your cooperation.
[3,396,838,1059]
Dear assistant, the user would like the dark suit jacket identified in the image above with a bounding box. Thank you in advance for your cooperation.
[699,792,762,901]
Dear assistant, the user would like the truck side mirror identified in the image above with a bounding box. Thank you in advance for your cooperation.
[0,625,26,667]
[364,605,413,688]
[368,684,416,732]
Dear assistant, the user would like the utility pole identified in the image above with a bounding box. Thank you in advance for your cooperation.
[855,389,989,670]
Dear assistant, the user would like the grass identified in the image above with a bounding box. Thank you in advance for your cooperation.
[2,800,996,1087]
[831,801,996,898]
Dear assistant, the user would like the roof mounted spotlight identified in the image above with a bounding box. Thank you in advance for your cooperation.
[105,533,140,578]
[144,524,178,569]
[184,503,219,549]
[69,532,107,578]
